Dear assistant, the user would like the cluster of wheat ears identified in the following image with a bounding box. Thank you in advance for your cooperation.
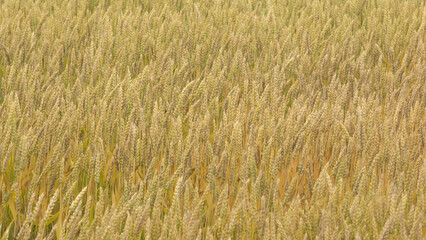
[0,0,425,239]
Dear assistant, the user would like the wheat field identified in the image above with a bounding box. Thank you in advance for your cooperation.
[0,0,425,239]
